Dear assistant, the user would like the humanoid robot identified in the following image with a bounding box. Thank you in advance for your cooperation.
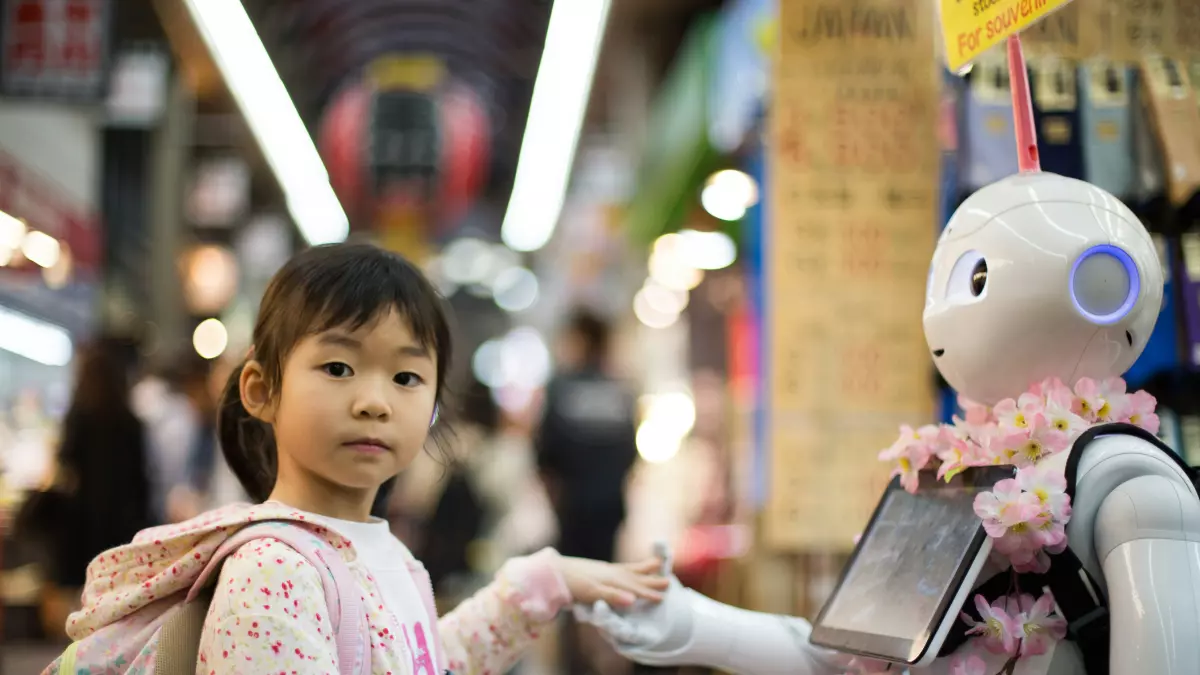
[578,37,1200,675]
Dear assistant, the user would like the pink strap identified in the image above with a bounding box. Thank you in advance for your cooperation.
[407,562,450,669]
[1007,34,1040,173]
[190,522,368,675]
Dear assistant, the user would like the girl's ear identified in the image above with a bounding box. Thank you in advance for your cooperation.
[240,359,276,424]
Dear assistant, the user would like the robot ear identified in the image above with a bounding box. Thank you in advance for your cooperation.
[1069,244,1140,326]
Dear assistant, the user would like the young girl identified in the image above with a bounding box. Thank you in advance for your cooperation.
[58,243,666,675]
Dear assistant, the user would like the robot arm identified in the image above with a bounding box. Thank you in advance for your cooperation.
[1094,471,1200,674]
[578,576,859,675]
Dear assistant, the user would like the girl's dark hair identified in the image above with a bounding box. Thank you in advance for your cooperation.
[217,243,453,515]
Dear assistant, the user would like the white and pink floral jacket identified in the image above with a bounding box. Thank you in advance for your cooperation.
[57,502,572,675]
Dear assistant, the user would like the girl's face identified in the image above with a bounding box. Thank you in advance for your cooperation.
[250,309,439,506]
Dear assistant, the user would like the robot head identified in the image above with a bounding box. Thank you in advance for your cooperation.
[924,172,1163,405]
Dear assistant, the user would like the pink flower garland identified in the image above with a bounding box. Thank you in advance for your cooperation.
[873,376,1160,673]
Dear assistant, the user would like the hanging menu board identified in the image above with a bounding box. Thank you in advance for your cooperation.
[765,0,940,552]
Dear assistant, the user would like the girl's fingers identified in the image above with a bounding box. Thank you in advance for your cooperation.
[602,586,638,607]
[623,558,663,574]
[612,575,666,602]
[642,574,670,589]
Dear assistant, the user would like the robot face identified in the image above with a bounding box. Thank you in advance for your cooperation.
[923,173,1163,405]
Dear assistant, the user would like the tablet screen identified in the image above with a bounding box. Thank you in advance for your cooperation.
[813,469,1007,663]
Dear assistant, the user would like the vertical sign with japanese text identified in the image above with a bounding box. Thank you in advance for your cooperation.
[765,0,939,551]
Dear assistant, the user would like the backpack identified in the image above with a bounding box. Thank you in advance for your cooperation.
[940,422,1200,674]
[48,521,371,675]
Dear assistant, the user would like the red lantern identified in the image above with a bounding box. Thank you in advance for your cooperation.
[318,62,490,240]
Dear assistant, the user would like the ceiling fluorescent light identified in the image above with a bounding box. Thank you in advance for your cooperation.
[0,305,73,366]
[182,0,348,245]
[500,0,612,253]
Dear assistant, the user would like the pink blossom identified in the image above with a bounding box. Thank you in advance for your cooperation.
[962,594,1022,655]
[1043,392,1088,439]
[1075,377,1126,422]
[1010,414,1070,467]
[1073,378,1105,422]
[1030,377,1074,403]
[976,427,1026,466]
[1098,376,1128,399]
[1015,592,1068,656]
[1016,464,1071,522]
[840,656,893,674]
[958,395,992,426]
[974,480,1044,540]
[950,653,987,675]
[991,511,1052,567]
[879,425,936,494]
[1120,390,1160,434]
[937,435,982,481]
[1011,548,1053,574]
[994,393,1045,432]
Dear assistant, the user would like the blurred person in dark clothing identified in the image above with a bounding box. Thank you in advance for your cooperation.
[537,308,638,563]
[42,337,151,634]
[538,309,639,675]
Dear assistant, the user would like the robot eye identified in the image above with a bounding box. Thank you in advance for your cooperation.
[970,259,988,297]
[946,250,987,302]
[1069,244,1140,325]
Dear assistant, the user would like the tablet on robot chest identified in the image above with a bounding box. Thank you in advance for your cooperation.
[811,467,1011,667]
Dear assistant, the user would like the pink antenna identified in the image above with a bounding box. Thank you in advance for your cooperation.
[1007,34,1040,173]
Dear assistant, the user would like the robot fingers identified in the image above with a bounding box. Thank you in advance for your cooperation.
[585,600,648,646]
[652,540,674,577]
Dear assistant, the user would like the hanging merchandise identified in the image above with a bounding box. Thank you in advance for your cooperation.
[1129,66,1167,205]
[1030,55,1085,178]
[1139,56,1200,209]
[960,52,1020,191]
[1079,59,1135,199]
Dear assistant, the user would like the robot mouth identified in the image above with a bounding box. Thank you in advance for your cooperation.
[932,349,945,357]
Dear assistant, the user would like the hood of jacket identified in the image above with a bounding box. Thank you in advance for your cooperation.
[65,502,359,640]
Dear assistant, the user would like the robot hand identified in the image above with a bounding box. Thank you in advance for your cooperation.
[573,542,693,665]
[574,543,886,675]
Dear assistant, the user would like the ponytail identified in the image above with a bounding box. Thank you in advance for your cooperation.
[217,361,277,502]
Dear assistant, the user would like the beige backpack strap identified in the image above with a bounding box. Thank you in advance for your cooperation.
[153,586,215,675]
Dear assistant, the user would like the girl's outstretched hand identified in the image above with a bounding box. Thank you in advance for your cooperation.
[555,556,670,608]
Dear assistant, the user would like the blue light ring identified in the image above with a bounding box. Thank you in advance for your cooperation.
[1068,244,1140,325]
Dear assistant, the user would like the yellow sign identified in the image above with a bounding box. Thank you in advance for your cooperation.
[367,54,445,91]
[939,0,1076,72]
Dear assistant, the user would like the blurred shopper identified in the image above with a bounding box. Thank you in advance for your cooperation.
[537,308,637,562]
[132,352,219,523]
[419,381,556,602]
[41,337,150,635]
[537,308,640,675]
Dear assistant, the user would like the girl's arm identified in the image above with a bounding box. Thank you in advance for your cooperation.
[200,538,345,674]
[438,548,572,675]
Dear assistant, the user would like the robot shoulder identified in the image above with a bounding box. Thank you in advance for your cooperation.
[1066,422,1198,504]
[1060,423,1200,579]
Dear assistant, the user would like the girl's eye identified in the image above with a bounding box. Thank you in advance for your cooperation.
[394,372,424,387]
[322,362,353,378]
